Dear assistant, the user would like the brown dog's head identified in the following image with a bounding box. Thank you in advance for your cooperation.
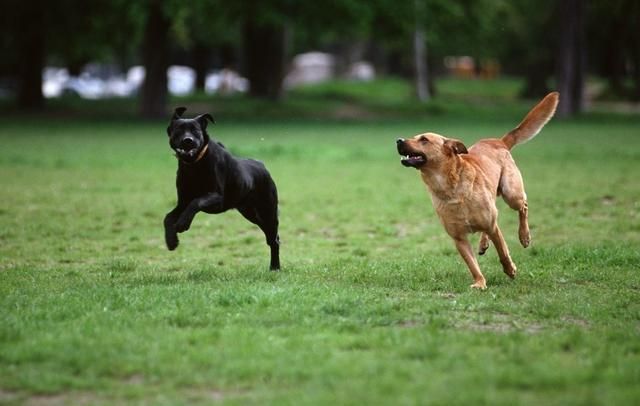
[396,133,468,169]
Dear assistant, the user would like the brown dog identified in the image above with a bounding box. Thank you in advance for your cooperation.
[396,92,559,289]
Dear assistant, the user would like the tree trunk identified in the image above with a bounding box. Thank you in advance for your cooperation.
[522,63,550,99]
[17,3,45,110]
[242,18,287,100]
[193,42,209,92]
[604,22,626,97]
[631,3,640,101]
[555,0,586,117]
[413,0,429,102]
[139,0,170,118]
[633,41,640,102]
[413,28,429,102]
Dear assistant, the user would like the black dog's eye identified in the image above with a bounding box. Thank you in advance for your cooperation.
[188,123,200,134]
[419,136,429,143]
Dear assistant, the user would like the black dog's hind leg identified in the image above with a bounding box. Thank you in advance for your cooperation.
[266,219,280,271]
[238,204,280,270]
[263,182,281,271]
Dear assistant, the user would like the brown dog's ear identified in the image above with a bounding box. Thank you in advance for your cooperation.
[444,138,468,155]
[195,113,215,131]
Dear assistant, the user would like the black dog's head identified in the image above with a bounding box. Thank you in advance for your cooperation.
[167,107,215,163]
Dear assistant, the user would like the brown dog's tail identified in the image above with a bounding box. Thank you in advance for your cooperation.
[502,92,559,150]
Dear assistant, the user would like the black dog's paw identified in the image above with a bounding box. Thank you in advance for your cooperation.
[174,214,192,233]
[174,219,191,233]
[166,233,179,250]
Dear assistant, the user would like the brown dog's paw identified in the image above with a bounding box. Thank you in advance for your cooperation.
[503,266,517,279]
[470,280,487,290]
[478,233,490,255]
[519,229,531,248]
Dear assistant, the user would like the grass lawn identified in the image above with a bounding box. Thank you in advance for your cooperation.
[1,79,639,404]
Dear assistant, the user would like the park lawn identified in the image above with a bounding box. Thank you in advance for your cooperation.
[0,100,639,404]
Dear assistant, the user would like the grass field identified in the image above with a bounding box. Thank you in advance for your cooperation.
[1,79,639,404]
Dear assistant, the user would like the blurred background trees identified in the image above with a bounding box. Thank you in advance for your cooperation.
[0,0,638,117]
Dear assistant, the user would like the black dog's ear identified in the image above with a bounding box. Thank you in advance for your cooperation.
[195,113,215,130]
[167,107,188,135]
[172,107,187,120]
[444,138,468,155]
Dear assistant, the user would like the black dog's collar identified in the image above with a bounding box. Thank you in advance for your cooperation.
[178,143,209,164]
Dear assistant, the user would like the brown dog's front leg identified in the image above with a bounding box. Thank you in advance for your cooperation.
[454,237,487,289]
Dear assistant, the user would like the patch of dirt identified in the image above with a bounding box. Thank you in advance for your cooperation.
[25,392,97,406]
[123,374,145,385]
[185,387,250,403]
[589,101,640,114]
[561,316,590,328]
[0,389,19,403]
[332,104,375,120]
[397,320,421,328]
[455,313,545,334]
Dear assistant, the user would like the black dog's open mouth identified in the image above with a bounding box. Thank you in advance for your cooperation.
[400,153,426,167]
[174,147,199,161]
[175,147,196,157]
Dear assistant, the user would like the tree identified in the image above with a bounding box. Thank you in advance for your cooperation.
[370,0,493,99]
[15,2,46,110]
[497,1,556,98]
[555,0,586,117]
[413,0,430,102]
[589,0,640,101]
[168,0,240,92]
[139,0,171,118]
[242,15,289,100]
[212,0,374,100]
[0,0,143,111]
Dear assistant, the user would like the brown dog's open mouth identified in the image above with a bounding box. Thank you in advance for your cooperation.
[400,153,426,167]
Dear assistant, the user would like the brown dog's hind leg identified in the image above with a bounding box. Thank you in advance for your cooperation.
[478,233,490,255]
[454,238,487,289]
[517,202,530,248]
[500,160,531,248]
[487,224,517,279]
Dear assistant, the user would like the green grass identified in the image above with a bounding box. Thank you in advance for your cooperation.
[1,80,640,404]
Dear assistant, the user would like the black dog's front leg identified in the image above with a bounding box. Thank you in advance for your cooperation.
[164,206,183,250]
[174,193,224,233]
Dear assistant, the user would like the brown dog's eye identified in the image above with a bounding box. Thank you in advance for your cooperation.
[419,136,429,143]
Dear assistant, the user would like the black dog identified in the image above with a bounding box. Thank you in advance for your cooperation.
[164,107,280,270]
